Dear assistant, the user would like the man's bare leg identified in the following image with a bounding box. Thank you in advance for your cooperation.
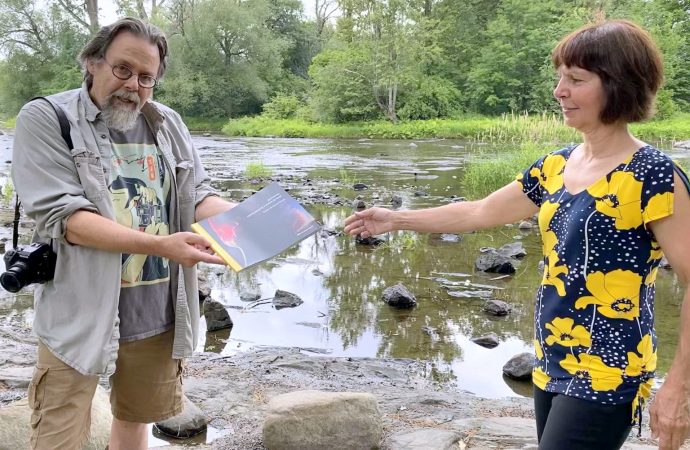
[109,417,147,450]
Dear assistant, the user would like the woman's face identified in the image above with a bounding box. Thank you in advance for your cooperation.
[553,65,606,131]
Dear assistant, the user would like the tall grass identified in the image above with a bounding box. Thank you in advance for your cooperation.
[462,142,549,199]
[245,161,273,179]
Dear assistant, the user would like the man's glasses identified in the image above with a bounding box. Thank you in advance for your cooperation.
[104,60,157,88]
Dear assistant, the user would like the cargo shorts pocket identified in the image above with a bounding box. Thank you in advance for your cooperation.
[28,367,48,445]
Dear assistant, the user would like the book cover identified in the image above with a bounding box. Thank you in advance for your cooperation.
[191,182,321,271]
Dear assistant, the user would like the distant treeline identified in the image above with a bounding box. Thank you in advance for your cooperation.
[1,0,688,124]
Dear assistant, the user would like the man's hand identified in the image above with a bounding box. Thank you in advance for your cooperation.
[649,378,690,450]
[157,232,225,267]
[344,207,396,238]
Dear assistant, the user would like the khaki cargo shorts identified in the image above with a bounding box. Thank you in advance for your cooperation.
[28,329,183,450]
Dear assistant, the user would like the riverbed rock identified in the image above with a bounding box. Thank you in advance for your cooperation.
[518,220,534,230]
[438,233,461,242]
[391,194,403,208]
[239,291,261,302]
[262,390,383,450]
[154,394,208,438]
[502,352,534,380]
[356,235,385,246]
[382,283,417,309]
[198,273,211,302]
[674,139,690,149]
[353,183,368,191]
[0,366,33,388]
[352,199,366,210]
[475,250,516,274]
[273,290,303,309]
[497,242,527,259]
[471,332,500,348]
[387,428,462,449]
[483,300,511,316]
[203,299,233,332]
[0,385,112,450]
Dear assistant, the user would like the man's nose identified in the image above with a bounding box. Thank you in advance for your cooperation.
[123,75,139,90]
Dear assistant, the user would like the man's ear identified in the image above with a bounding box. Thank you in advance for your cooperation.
[86,59,97,75]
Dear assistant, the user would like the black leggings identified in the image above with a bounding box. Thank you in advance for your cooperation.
[534,386,633,450]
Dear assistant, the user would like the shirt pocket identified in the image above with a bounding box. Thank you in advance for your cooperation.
[175,160,195,204]
[71,147,107,201]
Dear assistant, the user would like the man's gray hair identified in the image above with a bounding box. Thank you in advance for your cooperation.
[79,17,168,87]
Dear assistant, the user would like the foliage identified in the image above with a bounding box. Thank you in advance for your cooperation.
[462,142,548,199]
[245,161,273,178]
[398,76,462,120]
[261,93,306,119]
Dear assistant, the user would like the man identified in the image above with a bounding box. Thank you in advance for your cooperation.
[12,18,234,450]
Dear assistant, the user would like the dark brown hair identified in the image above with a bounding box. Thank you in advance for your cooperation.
[552,19,663,124]
[79,17,168,87]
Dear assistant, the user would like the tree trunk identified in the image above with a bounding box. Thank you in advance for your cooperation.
[388,85,397,123]
[85,0,99,33]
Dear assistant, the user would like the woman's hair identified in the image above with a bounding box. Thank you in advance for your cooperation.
[78,17,168,88]
[551,19,663,124]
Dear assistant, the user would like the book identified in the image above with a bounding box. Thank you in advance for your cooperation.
[191,182,321,271]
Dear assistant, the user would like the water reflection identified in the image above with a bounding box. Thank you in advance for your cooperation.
[0,134,685,399]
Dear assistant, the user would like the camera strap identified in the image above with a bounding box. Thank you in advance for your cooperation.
[12,97,73,249]
[674,163,690,196]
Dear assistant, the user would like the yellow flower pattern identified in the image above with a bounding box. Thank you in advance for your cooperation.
[519,146,675,411]
[625,334,657,377]
[545,317,591,348]
[560,353,623,392]
[587,171,643,230]
[574,270,641,320]
[530,154,566,195]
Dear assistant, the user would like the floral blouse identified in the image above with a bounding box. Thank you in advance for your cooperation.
[518,145,676,425]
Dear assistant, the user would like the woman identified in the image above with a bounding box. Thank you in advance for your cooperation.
[344,20,690,450]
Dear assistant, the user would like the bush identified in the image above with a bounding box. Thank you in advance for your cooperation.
[262,93,305,119]
[398,76,462,120]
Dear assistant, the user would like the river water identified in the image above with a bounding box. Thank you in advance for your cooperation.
[1,132,688,400]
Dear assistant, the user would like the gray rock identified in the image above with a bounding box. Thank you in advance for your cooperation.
[239,291,261,302]
[353,183,368,191]
[483,300,511,316]
[673,139,690,149]
[502,352,534,380]
[387,428,462,450]
[475,250,516,274]
[263,390,383,450]
[202,299,233,332]
[352,199,366,210]
[439,233,461,242]
[0,366,34,388]
[497,242,527,259]
[198,273,211,302]
[154,395,208,438]
[471,332,500,348]
[518,220,534,230]
[413,190,428,197]
[391,194,403,208]
[273,290,304,309]
[382,283,417,309]
[452,417,537,448]
[356,235,385,246]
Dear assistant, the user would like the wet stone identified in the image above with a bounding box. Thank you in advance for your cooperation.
[203,299,233,332]
[273,290,303,309]
[352,199,366,210]
[240,291,261,302]
[483,300,511,316]
[391,194,403,208]
[518,221,534,230]
[502,352,534,381]
[382,283,417,309]
[471,333,500,349]
[356,235,384,246]
[353,183,368,191]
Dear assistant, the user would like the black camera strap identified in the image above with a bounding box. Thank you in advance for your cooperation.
[12,97,73,249]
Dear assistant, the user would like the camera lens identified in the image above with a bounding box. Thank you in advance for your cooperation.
[0,265,29,293]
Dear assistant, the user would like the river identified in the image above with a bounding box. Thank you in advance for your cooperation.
[0,132,688,400]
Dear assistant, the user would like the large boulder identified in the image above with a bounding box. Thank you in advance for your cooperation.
[263,390,382,450]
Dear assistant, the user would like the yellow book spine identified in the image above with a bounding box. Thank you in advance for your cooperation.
[191,223,243,272]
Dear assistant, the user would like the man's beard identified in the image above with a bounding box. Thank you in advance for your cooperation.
[101,90,142,132]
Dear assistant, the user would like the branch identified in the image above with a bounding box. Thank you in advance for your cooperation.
[54,0,91,31]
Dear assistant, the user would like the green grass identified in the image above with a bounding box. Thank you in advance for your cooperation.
[462,142,549,199]
[245,161,273,179]
[221,113,690,143]
[182,116,228,133]
[0,116,16,129]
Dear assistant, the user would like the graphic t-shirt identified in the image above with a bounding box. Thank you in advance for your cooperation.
[109,114,173,342]
[518,145,675,424]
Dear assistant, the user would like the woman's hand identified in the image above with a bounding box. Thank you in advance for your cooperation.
[649,378,690,450]
[344,207,396,237]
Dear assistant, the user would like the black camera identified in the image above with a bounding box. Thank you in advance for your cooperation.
[0,242,56,293]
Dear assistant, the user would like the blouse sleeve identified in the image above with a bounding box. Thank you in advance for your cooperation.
[641,155,675,226]
[517,155,547,208]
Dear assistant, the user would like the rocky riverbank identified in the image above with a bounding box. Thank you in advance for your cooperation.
[0,322,670,449]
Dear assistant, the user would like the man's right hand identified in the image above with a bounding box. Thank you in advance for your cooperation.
[344,207,396,238]
[158,232,225,267]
